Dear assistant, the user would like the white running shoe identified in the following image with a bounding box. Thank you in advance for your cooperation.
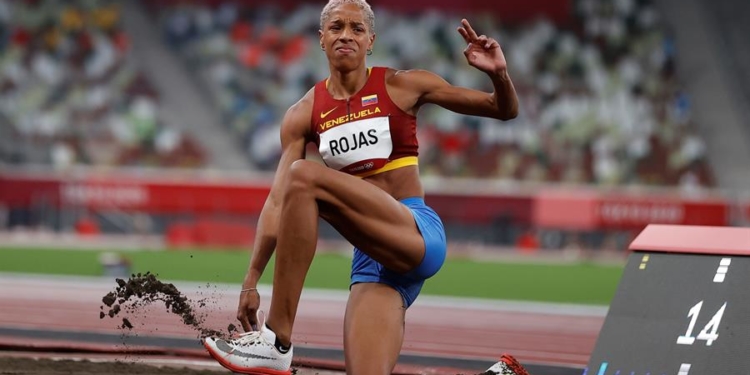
[202,324,293,375]
[485,354,531,375]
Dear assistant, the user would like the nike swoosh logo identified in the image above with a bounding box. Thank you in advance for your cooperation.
[216,340,278,360]
[320,107,337,119]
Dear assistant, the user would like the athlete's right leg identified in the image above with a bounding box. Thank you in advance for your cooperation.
[267,160,426,346]
[204,159,442,374]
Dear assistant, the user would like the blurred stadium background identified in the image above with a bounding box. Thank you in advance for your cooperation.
[1,0,749,373]
[1,0,748,258]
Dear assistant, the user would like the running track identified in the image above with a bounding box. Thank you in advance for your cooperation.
[0,274,605,374]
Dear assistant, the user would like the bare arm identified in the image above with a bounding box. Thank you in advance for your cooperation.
[237,92,312,331]
[395,19,518,120]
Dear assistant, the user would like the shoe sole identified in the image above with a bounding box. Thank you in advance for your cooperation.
[203,340,292,375]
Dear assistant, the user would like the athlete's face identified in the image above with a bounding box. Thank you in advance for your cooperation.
[319,3,375,70]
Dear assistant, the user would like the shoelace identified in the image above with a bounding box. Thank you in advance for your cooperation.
[230,310,268,346]
[231,330,265,346]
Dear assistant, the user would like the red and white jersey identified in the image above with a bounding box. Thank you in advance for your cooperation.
[310,67,418,177]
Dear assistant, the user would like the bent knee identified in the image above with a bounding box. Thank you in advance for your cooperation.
[286,160,320,194]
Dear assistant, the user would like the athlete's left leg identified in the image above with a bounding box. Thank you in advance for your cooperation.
[344,283,405,375]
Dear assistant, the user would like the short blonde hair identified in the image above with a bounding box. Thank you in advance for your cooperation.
[320,0,375,34]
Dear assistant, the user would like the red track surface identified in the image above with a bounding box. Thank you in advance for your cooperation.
[0,274,605,373]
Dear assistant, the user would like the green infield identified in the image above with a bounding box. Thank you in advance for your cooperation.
[0,247,623,305]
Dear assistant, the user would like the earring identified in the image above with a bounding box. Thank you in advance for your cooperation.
[366,49,373,56]
[321,46,325,51]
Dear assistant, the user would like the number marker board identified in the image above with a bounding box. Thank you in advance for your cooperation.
[586,224,750,375]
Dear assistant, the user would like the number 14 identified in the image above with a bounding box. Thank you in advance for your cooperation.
[676,301,727,346]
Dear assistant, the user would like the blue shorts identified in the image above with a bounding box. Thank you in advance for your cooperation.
[350,197,447,308]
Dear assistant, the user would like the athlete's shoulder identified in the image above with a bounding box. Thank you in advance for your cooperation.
[385,67,443,88]
[283,87,315,126]
[293,87,316,112]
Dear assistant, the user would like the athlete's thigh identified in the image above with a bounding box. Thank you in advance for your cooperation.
[291,160,424,272]
[344,283,405,375]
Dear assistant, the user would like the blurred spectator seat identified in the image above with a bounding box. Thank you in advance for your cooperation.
[146,0,713,188]
[0,0,207,169]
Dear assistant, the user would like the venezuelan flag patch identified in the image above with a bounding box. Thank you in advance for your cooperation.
[361,94,378,107]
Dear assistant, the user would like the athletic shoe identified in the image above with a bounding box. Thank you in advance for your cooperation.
[202,324,292,375]
[484,354,531,375]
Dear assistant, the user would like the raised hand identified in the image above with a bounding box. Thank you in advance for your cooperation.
[457,19,508,75]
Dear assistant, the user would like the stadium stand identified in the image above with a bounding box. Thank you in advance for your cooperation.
[3,0,746,252]
[149,0,714,187]
[0,0,206,169]
[668,0,750,191]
